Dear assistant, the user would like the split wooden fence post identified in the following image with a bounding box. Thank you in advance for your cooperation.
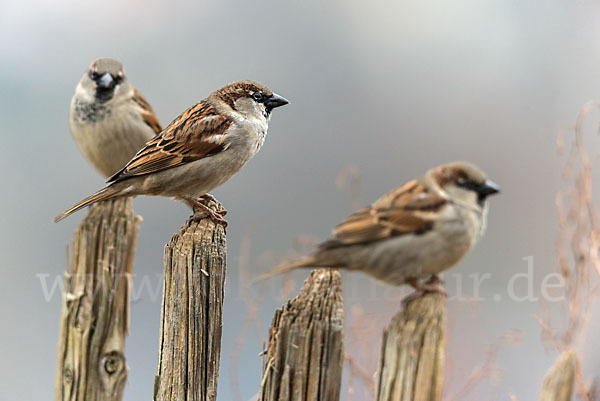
[258,268,345,401]
[375,292,446,401]
[55,198,141,401]
[154,200,227,401]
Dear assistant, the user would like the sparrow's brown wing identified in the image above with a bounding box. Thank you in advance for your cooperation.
[132,89,162,135]
[321,180,448,249]
[108,101,232,183]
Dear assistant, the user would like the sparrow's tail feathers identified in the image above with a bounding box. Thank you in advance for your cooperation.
[53,185,120,223]
[252,255,319,284]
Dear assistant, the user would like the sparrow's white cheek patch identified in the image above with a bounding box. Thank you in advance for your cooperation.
[257,104,269,118]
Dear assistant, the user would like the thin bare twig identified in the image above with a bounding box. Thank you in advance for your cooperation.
[542,100,600,401]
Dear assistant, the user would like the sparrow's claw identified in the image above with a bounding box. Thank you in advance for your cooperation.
[192,209,228,228]
[406,275,446,294]
[200,193,218,203]
[199,194,228,216]
[184,196,228,228]
[424,274,445,289]
[403,275,447,308]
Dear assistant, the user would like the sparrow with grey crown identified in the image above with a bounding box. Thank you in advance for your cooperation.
[70,57,162,177]
[257,162,499,291]
[55,80,289,224]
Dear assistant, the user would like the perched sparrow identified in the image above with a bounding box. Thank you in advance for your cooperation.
[70,57,162,177]
[55,80,289,223]
[257,162,500,290]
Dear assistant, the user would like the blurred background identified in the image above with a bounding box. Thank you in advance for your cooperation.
[2,0,600,399]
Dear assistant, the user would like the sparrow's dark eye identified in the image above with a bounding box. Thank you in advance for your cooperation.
[251,92,265,102]
[456,177,478,191]
[114,74,123,84]
[90,71,99,80]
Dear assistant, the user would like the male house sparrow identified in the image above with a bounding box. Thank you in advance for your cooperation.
[55,80,289,223]
[70,57,162,177]
[257,162,499,290]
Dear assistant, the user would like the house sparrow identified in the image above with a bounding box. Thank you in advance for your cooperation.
[70,57,162,177]
[257,162,499,290]
[55,80,289,223]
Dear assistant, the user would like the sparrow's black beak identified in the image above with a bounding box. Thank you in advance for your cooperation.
[264,93,289,110]
[97,72,115,89]
[477,180,501,197]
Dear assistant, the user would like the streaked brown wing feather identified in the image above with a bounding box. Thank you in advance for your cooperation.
[322,180,447,248]
[132,89,162,135]
[108,101,232,183]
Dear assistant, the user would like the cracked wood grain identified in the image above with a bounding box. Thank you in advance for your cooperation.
[259,269,344,401]
[55,198,141,401]
[375,292,446,401]
[154,200,227,401]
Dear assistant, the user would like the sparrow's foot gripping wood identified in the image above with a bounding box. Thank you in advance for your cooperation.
[403,275,447,307]
[407,275,446,294]
[199,193,220,206]
[183,196,228,228]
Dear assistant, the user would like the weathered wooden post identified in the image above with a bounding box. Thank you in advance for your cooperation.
[375,292,446,401]
[258,269,344,401]
[55,198,141,401]
[537,349,576,401]
[154,200,227,401]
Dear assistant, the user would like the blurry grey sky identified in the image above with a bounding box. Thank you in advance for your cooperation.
[1,0,600,400]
